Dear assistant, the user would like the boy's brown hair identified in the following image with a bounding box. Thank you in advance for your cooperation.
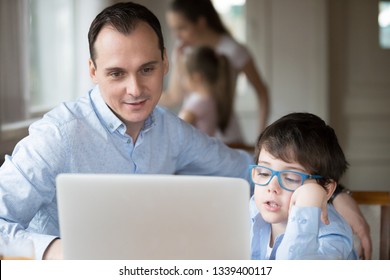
[255,112,348,187]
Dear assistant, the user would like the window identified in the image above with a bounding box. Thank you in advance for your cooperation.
[1,0,77,128]
[0,0,106,137]
[212,0,246,43]
[379,1,390,49]
[0,0,105,155]
[29,0,77,114]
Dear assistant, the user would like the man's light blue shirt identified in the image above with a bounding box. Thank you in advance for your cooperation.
[249,196,358,259]
[0,86,253,259]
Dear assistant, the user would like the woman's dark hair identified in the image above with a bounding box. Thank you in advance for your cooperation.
[88,2,165,67]
[169,0,230,35]
[254,112,349,186]
[185,46,233,132]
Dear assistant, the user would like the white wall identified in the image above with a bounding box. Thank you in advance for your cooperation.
[329,0,390,191]
[240,0,328,144]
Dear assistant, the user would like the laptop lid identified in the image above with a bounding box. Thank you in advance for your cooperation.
[56,174,251,260]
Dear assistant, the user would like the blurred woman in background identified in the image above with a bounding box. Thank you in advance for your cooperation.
[160,0,269,145]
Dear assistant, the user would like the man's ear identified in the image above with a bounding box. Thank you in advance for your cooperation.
[163,48,169,75]
[89,59,98,84]
[325,181,337,201]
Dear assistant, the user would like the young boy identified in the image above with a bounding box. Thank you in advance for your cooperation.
[250,112,358,259]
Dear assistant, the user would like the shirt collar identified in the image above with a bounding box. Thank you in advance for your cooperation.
[142,109,156,133]
[90,85,156,135]
[249,195,260,219]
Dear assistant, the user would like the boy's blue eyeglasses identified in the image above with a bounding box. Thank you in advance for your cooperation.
[249,165,323,192]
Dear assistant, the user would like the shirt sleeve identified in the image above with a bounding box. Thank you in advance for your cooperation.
[174,118,253,182]
[0,118,68,259]
[275,205,356,259]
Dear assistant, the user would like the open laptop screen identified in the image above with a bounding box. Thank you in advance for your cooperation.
[56,174,251,260]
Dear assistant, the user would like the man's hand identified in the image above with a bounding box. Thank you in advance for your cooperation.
[42,239,63,260]
[332,193,372,259]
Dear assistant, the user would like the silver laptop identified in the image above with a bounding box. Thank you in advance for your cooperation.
[56,174,251,260]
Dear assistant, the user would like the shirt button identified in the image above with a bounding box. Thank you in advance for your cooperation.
[127,139,131,144]
[298,218,307,224]
[109,123,114,129]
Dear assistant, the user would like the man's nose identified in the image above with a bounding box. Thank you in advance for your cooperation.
[126,76,142,97]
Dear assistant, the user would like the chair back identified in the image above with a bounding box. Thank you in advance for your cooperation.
[352,191,390,260]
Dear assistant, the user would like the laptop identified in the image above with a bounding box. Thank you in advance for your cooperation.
[56,174,251,260]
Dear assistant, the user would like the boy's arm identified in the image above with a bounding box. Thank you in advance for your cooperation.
[289,183,329,224]
[276,205,356,259]
[276,183,356,259]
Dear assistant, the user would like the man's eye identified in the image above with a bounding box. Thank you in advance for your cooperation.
[110,72,124,78]
[141,67,155,74]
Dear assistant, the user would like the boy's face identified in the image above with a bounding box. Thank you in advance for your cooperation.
[254,149,311,226]
[89,22,168,136]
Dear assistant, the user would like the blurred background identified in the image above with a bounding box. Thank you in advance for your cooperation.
[0,0,389,192]
[1,0,390,260]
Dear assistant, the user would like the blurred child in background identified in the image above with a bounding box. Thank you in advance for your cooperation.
[178,46,233,137]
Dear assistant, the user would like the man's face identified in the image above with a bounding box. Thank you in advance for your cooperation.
[89,22,168,137]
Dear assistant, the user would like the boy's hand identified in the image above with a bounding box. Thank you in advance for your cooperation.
[289,183,329,224]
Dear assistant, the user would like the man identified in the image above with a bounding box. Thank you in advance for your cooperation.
[0,2,252,259]
[0,2,371,260]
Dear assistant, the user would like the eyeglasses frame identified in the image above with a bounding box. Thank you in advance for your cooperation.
[249,164,323,192]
